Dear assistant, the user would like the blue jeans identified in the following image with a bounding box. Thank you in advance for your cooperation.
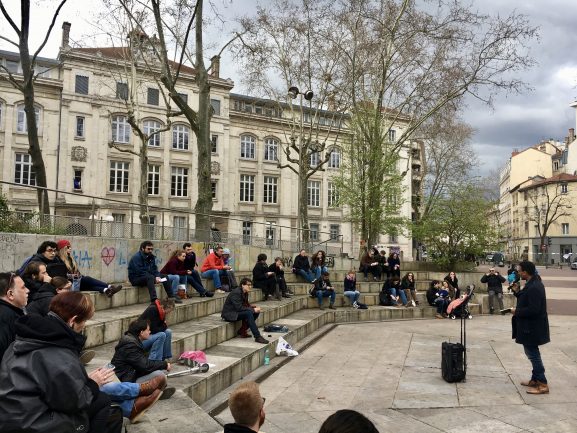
[180,272,206,295]
[311,266,328,280]
[391,287,408,305]
[201,269,227,289]
[162,274,180,297]
[142,329,173,361]
[295,269,316,283]
[343,290,360,304]
[234,309,261,338]
[100,382,139,418]
[317,289,336,306]
[435,297,449,314]
[523,345,547,383]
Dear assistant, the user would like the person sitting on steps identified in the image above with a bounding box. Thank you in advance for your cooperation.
[269,257,292,298]
[401,272,419,306]
[311,250,328,280]
[182,243,210,296]
[314,271,336,310]
[360,249,381,281]
[253,253,279,301]
[201,246,235,293]
[26,276,71,316]
[382,276,408,307]
[292,249,316,283]
[221,278,269,344]
[20,262,52,300]
[128,241,181,304]
[138,298,175,362]
[343,270,361,308]
[160,249,213,298]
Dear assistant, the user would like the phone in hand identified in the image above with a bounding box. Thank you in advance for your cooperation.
[159,277,167,282]
[103,363,115,370]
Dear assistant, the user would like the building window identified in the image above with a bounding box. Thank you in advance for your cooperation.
[562,223,569,235]
[561,183,568,194]
[173,216,187,240]
[240,135,256,159]
[211,180,217,199]
[0,101,3,127]
[240,174,255,202]
[111,115,130,143]
[263,176,278,204]
[75,116,85,138]
[73,169,82,190]
[309,223,319,241]
[328,148,341,168]
[266,222,276,246]
[307,180,320,207]
[109,161,129,193]
[328,182,339,207]
[172,124,189,150]
[211,135,218,153]
[144,120,161,147]
[329,224,340,240]
[264,138,278,161]
[554,161,559,170]
[388,129,396,142]
[75,75,89,94]
[309,151,320,168]
[389,233,398,243]
[6,59,19,73]
[148,164,160,195]
[171,167,188,197]
[116,82,128,100]
[111,213,125,237]
[177,92,188,104]
[210,99,221,116]
[147,88,159,105]
[16,105,40,133]
[14,153,36,185]
[242,221,252,245]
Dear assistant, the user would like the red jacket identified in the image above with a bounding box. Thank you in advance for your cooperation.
[160,256,188,275]
[200,252,225,272]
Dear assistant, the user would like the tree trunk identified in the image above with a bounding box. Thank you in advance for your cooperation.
[299,169,309,246]
[138,142,151,238]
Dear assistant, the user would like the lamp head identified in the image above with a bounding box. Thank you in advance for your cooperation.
[288,86,299,99]
[303,90,314,101]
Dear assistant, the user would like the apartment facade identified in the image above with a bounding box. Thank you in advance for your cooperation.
[0,26,421,259]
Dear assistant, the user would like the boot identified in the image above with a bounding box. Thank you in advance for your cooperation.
[329,303,336,310]
[255,335,269,344]
[525,381,549,394]
[105,284,123,298]
[138,374,167,396]
[520,379,538,387]
[130,389,163,423]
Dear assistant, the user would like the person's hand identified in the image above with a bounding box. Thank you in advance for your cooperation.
[89,367,115,386]
[267,272,274,276]
[254,306,261,313]
[166,363,172,371]
[224,265,231,270]
[510,307,516,315]
[155,277,162,283]
[43,274,52,283]
[187,270,192,274]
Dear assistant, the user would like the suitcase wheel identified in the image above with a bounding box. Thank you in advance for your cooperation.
[450,315,456,320]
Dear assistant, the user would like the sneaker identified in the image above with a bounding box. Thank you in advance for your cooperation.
[254,336,269,344]
[411,300,416,307]
[159,387,176,400]
[79,350,95,365]
[282,293,292,298]
[215,289,225,294]
[204,291,214,297]
[130,389,163,423]
[105,284,122,298]
[353,301,359,309]
[435,314,444,319]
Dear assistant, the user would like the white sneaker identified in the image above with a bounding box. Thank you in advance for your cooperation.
[411,300,416,307]
[353,301,359,309]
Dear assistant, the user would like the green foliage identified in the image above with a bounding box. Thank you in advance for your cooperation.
[412,184,498,271]
[333,106,407,245]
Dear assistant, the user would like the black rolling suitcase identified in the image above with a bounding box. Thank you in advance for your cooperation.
[441,306,467,382]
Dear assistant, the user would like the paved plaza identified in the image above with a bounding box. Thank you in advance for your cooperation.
[215,313,577,432]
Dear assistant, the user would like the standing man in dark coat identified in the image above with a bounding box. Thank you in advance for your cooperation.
[221,278,269,344]
[511,261,550,395]
[480,267,506,314]
[0,272,29,362]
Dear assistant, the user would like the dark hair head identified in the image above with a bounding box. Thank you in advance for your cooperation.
[228,381,263,426]
[161,298,175,310]
[51,276,71,290]
[49,291,94,323]
[140,241,153,250]
[0,272,17,297]
[322,271,330,276]
[318,409,379,433]
[430,280,440,289]
[128,319,150,336]
[22,261,46,280]
[182,242,192,249]
[518,261,536,276]
[37,241,57,254]
[257,253,267,262]
[391,276,400,283]
[240,277,252,287]
[274,257,283,263]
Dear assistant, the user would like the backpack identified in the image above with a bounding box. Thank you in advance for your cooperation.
[17,256,34,276]
[379,288,394,306]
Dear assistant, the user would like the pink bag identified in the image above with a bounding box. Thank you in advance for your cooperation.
[178,350,207,364]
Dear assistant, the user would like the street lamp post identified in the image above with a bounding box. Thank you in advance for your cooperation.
[287,86,314,250]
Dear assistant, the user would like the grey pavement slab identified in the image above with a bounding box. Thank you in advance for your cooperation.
[215,314,577,433]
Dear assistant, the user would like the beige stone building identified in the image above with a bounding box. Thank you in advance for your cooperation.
[0,25,422,259]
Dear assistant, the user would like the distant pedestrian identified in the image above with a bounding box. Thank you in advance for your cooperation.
[511,261,550,395]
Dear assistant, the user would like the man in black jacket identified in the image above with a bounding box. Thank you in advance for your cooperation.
[252,254,279,301]
[511,261,550,395]
[224,381,266,433]
[221,278,269,344]
[293,249,315,283]
[0,272,29,362]
[480,267,506,314]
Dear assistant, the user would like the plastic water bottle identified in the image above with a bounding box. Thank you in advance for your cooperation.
[264,348,270,366]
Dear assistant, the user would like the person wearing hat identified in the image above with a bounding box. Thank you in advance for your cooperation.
[56,239,122,297]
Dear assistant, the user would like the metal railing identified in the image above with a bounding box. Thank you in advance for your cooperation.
[0,181,345,255]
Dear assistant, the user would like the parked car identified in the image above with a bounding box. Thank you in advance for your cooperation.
[486,252,505,267]
[571,259,577,270]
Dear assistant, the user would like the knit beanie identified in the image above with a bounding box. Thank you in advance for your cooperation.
[57,239,71,251]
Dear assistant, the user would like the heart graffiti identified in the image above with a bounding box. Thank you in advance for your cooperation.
[101,247,116,266]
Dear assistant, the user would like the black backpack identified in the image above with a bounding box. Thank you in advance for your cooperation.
[379,288,394,306]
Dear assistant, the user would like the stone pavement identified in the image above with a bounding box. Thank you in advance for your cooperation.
[215,314,577,432]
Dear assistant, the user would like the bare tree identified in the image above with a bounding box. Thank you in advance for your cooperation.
[0,0,69,214]
[524,178,574,252]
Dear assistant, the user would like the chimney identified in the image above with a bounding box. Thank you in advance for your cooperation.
[511,149,519,157]
[61,22,71,49]
[570,128,575,142]
[210,55,220,78]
